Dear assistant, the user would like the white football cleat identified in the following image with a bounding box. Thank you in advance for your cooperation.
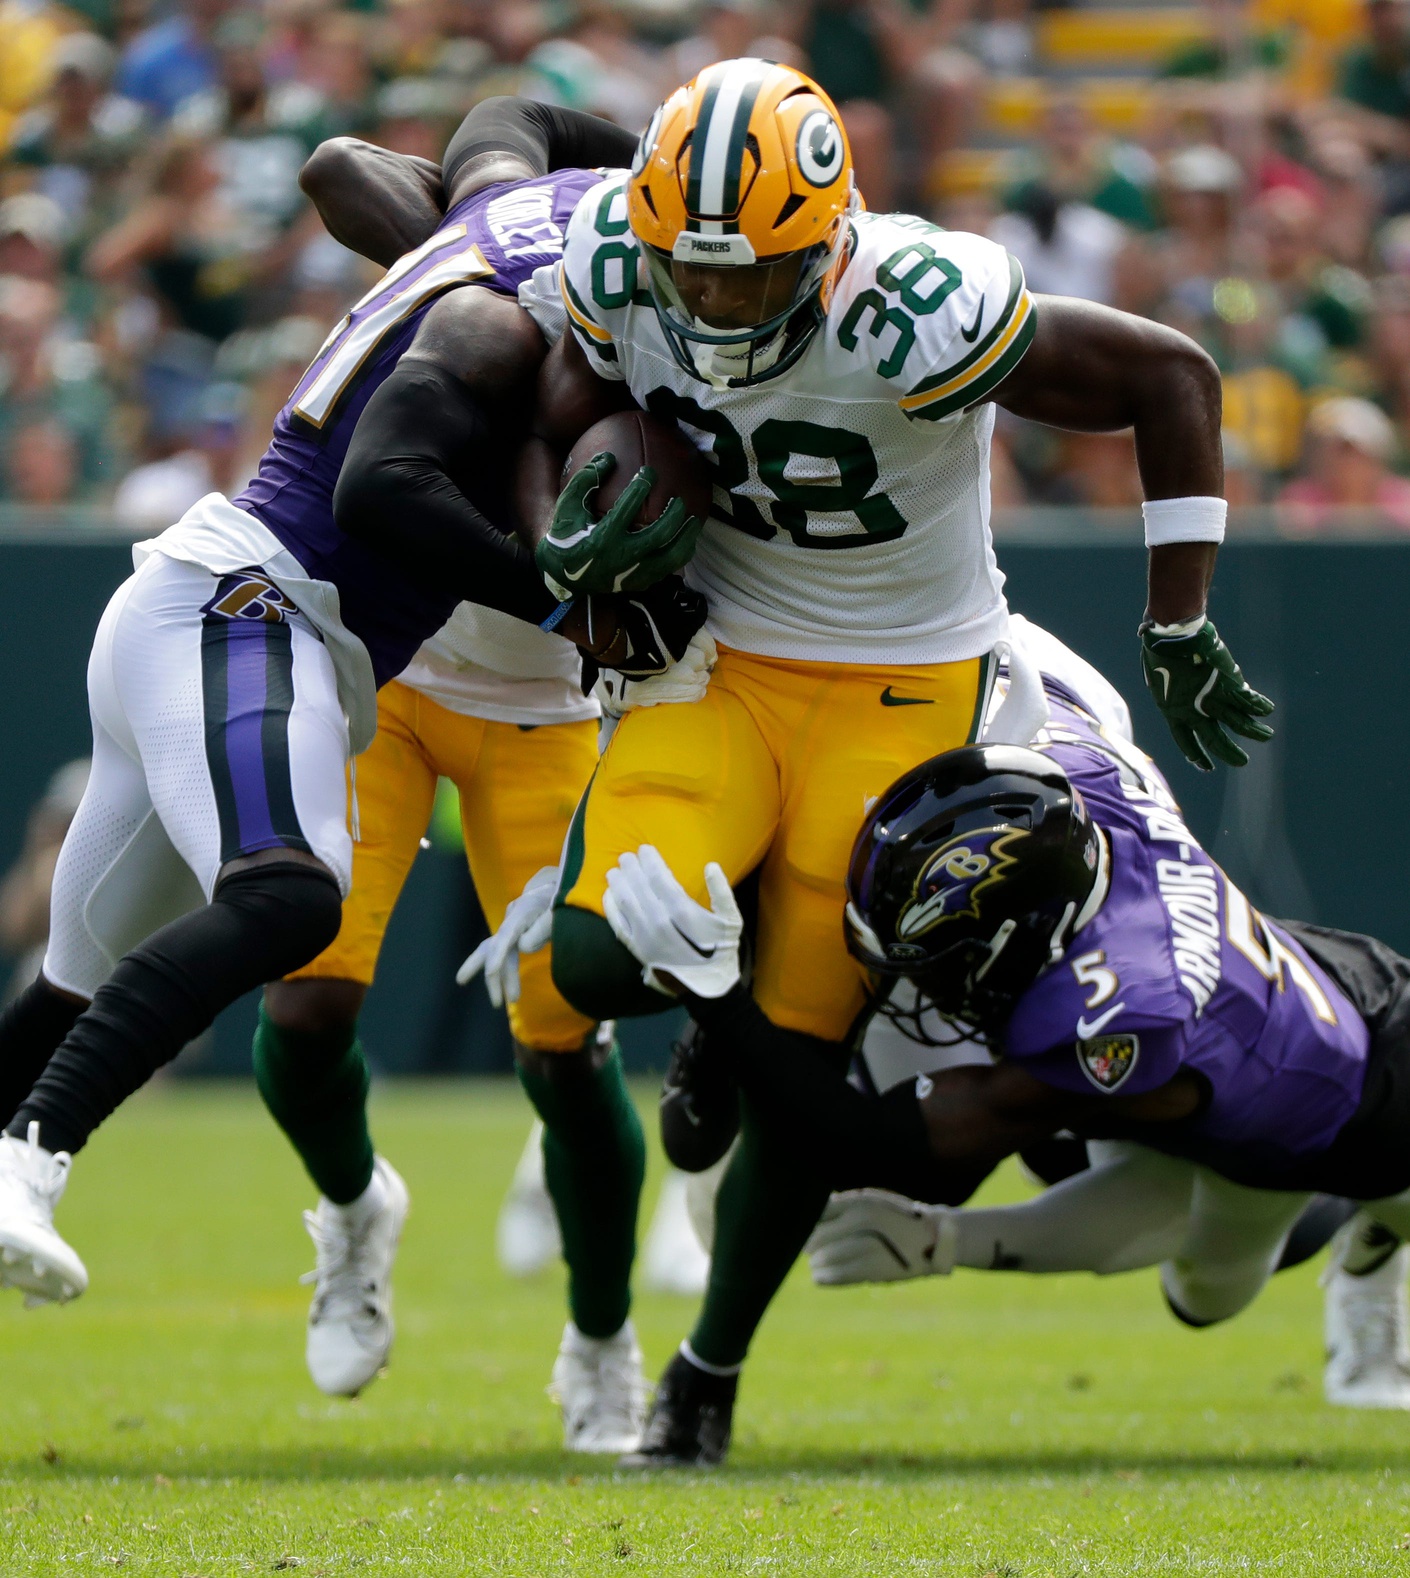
[0,1122,87,1305]
[639,1169,710,1296]
[302,1157,409,1397]
[1324,1220,1410,1410]
[496,1122,562,1278]
[549,1320,649,1453]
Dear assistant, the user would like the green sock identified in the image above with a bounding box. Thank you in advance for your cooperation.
[687,1098,833,1369]
[517,1043,646,1339]
[252,1004,375,1205]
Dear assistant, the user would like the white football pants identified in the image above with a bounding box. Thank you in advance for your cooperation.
[43,552,352,1002]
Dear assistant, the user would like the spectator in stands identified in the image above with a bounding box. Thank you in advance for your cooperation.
[1257,184,1372,354]
[85,133,260,344]
[795,0,915,210]
[176,16,329,237]
[1336,0,1410,133]
[1305,126,1382,269]
[988,183,1128,304]
[1004,96,1157,231]
[293,12,378,143]
[6,32,144,249]
[0,276,114,497]
[1278,395,1410,531]
[112,378,248,528]
[1368,271,1410,428]
[0,193,65,287]
[1148,143,1242,316]
[1216,279,1313,489]
[671,0,802,85]
[115,0,233,122]
[4,416,79,505]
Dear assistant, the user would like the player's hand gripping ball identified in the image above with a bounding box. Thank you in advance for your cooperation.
[537,411,711,599]
[1139,618,1275,772]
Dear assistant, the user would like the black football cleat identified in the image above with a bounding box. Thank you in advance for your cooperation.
[619,1352,737,1468]
[659,1020,740,1173]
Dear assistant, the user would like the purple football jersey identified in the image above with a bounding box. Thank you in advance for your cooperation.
[1002,685,1369,1181]
[233,167,601,685]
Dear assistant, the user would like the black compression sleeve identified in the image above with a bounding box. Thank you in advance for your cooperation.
[687,986,947,1202]
[442,96,639,188]
[333,359,561,627]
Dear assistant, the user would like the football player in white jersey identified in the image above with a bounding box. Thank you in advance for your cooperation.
[510,59,1275,1466]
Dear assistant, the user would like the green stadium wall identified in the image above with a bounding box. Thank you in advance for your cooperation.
[0,529,1401,1074]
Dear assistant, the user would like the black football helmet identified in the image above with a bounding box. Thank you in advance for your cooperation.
[844,744,1102,1043]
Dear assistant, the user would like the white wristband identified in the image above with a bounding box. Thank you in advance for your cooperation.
[1142,496,1227,548]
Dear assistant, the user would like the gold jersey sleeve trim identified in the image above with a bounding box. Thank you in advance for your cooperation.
[900,256,1036,421]
[560,262,614,345]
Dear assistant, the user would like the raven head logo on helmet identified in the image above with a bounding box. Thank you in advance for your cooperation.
[844,745,1105,1043]
[896,826,1027,939]
[627,58,858,388]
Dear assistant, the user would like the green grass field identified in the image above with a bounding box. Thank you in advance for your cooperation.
[3,1080,1410,1575]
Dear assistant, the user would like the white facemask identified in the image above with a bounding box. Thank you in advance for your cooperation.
[689,321,786,388]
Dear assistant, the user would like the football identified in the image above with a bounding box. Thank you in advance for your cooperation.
[563,408,714,529]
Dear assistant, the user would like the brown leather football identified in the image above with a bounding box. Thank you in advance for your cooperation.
[563,409,713,527]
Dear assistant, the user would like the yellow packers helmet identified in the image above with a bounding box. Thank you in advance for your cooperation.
[627,58,857,386]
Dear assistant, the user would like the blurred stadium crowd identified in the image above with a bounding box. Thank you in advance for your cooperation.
[1,0,1409,524]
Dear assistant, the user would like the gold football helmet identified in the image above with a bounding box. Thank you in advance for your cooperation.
[627,58,857,386]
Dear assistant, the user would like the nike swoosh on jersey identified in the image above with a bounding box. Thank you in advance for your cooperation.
[959,299,986,343]
[1076,1001,1126,1038]
[671,921,716,959]
[880,687,935,707]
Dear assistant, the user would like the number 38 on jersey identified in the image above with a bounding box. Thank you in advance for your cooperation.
[557,175,1037,664]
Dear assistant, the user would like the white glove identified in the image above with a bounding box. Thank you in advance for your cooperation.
[455,865,558,1007]
[806,1190,956,1285]
[593,629,717,718]
[601,844,742,998]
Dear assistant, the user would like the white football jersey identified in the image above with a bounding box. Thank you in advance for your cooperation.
[558,177,1038,664]
[396,603,598,725]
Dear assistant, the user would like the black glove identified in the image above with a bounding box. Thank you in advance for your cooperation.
[582,576,708,680]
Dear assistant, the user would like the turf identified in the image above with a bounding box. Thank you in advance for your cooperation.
[3,1082,1409,1576]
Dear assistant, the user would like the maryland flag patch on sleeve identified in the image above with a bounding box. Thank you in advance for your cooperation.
[1077,1033,1139,1092]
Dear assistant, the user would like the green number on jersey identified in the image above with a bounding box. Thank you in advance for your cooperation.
[591,243,638,310]
[594,186,629,237]
[876,242,962,317]
[588,186,637,309]
[754,420,907,546]
[836,287,916,378]
[644,388,908,549]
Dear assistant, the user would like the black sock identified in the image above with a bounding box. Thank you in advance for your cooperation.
[0,977,85,1129]
[9,864,341,1155]
[690,987,938,1199]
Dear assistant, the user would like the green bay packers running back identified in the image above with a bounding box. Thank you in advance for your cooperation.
[513,58,1276,1465]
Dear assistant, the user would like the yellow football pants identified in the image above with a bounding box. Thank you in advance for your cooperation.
[292,679,599,1052]
[563,643,990,1040]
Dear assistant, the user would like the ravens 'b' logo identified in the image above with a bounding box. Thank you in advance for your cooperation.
[203,571,300,624]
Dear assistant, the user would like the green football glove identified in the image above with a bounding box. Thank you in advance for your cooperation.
[1139,617,1275,772]
[536,451,703,600]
